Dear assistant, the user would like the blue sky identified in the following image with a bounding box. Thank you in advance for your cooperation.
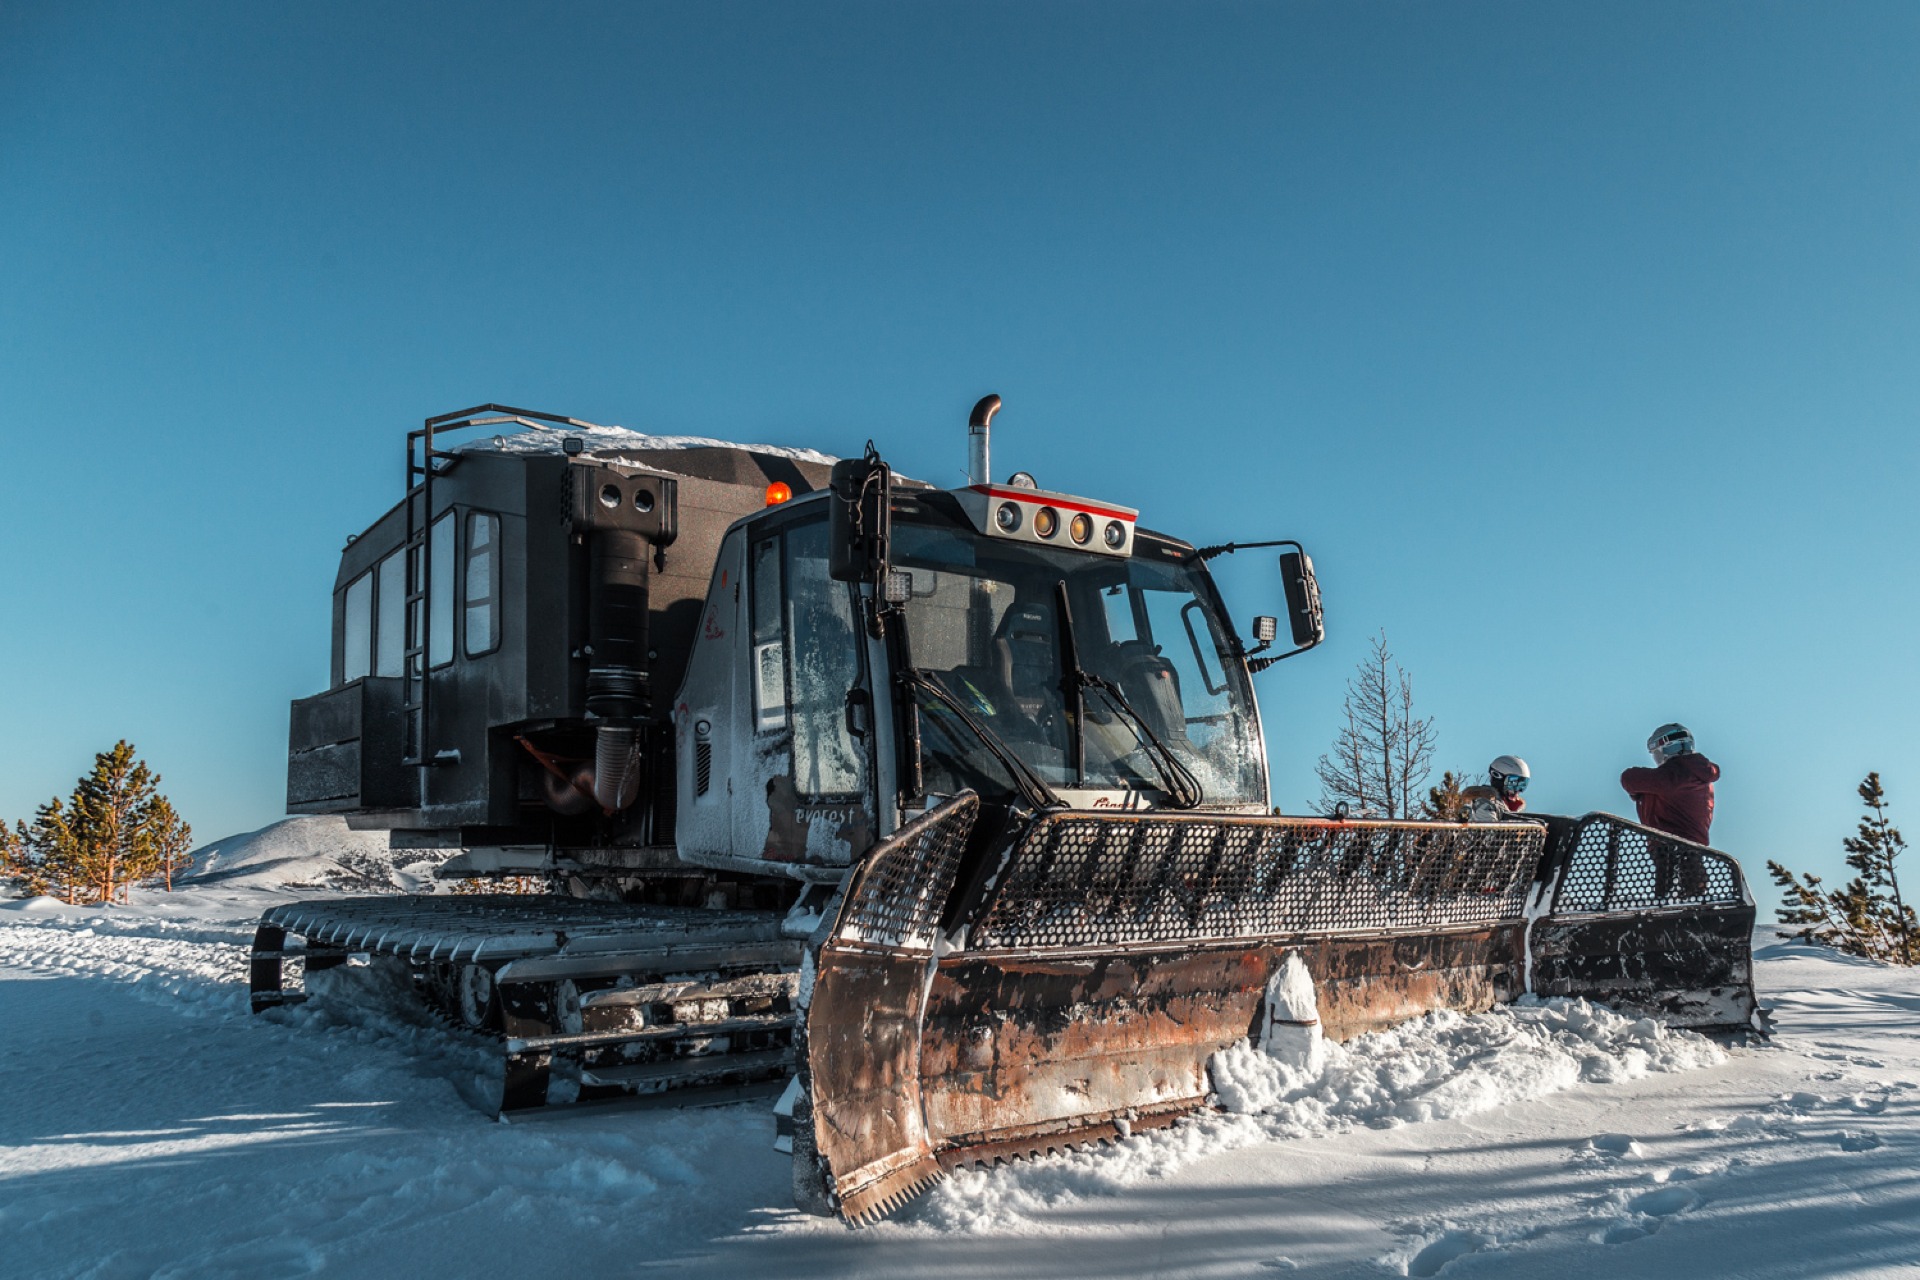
[3,2,1915,892]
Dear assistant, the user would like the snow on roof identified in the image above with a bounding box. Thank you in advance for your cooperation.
[458,423,839,466]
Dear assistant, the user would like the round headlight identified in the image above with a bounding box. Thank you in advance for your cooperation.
[634,488,656,513]
[599,483,621,509]
[1103,520,1127,549]
[1033,506,1059,538]
[1069,512,1093,544]
[995,502,1022,532]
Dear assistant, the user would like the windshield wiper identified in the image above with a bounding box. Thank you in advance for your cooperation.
[901,667,1063,813]
[1053,580,1205,810]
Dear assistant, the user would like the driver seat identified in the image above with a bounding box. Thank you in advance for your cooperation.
[1113,639,1190,746]
[992,601,1058,720]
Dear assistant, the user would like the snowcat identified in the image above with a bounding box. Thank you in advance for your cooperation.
[254,399,1762,1223]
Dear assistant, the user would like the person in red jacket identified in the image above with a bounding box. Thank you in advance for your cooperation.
[1622,723,1719,898]
[1620,722,1718,844]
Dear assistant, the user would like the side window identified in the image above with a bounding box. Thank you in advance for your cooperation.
[751,535,785,731]
[375,549,404,677]
[342,572,372,683]
[429,511,455,668]
[464,512,499,657]
[785,521,864,798]
[1140,589,1230,720]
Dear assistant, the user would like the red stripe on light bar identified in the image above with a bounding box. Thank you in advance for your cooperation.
[968,486,1136,522]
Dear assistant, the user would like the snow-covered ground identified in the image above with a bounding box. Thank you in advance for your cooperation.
[3,821,1917,1279]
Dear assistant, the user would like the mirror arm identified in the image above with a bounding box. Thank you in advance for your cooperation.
[1248,641,1318,673]
[1192,537,1298,563]
[1196,538,1323,667]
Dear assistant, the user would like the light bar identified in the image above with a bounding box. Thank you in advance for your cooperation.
[953,484,1137,558]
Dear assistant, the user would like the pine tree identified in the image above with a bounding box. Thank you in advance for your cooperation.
[0,819,32,895]
[144,794,193,891]
[1,743,193,904]
[65,741,194,902]
[1424,770,1471,820]
[26,798,83,902]
[1768,772,1917,965]
[1765,861,1846,950]
[1841,772,1915,963]
[1314,631,1437,819]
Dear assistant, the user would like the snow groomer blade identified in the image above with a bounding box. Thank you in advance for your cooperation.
[804,792,979,1226]
[808,801,1552,1224]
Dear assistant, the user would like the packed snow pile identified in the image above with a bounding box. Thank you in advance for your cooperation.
[910,998,1725,1234]
[1211,996,1725,1124]
[461,421,838,465]
[184,815,437,891]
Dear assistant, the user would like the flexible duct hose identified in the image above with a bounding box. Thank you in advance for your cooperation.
[541,763,598,816]
[593,725,644,813]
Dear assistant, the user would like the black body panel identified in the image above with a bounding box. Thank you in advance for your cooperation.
[290,422,836,864]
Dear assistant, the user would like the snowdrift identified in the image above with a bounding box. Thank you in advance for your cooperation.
[183,815,431,891]
[915,998,1726,1233]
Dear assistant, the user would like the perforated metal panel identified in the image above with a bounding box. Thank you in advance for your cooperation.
[829,792,978,952]
[968,813,1544,952]
[1550,813,1746,914]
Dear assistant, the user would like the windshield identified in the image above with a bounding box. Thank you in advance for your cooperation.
[892,505,1264,807]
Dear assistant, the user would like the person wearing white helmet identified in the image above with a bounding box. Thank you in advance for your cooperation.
[1621,722,1718,846]
[1462,755,1529,822]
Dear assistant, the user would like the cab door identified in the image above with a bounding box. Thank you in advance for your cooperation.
[738,514,877,870]
[1528,813,1760,1031]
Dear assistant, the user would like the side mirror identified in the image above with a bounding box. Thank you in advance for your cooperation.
[1193,536,1326,671]
[1279,549,1324,648]
[828,452,893,584]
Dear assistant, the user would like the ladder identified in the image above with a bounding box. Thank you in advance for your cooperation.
[399,404,610,771]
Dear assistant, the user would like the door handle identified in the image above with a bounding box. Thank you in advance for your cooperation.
[844,688,871,740]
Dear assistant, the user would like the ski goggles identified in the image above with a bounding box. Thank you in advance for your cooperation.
[1650,733,1691,759]
[1498,775,1528,794]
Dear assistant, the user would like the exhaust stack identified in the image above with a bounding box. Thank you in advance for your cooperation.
[562,462,679,813]
[967,394,1001,486]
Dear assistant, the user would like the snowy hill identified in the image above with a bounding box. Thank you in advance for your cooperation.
[3,883,1917,1277]
[184,815,437,891]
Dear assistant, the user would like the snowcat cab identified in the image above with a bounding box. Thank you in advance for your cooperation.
[254,398,1762,1227]
[669,457,1279,885]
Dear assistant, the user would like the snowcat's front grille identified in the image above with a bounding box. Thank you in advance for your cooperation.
[829,792,977,952]
[1551,814,1746,914]
[967,813,1544,952]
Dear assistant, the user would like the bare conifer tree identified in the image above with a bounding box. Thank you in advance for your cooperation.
[1314,630,1438,818]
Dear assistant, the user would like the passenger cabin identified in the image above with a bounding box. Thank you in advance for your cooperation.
[286,406,834,879]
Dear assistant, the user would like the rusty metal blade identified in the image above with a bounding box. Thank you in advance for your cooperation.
[807,805,1548,1224]
[804,792,978,1224]
[808,805,1759,1227]
[915,812,1543,1199]
[916,924,1529,1161]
